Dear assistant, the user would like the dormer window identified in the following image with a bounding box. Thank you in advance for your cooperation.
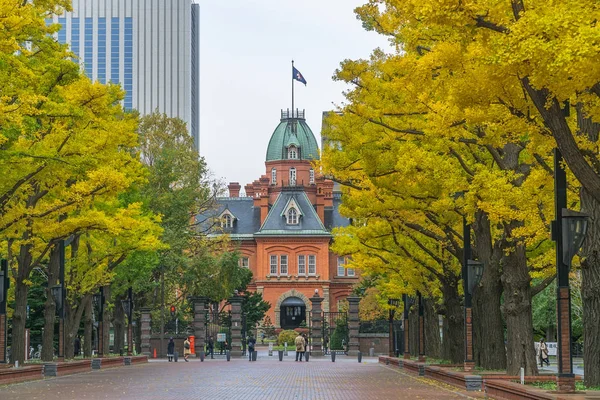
[309,168,315,184]
[288,146,298,159]
[287,207,298,224]
[271,168,277,185]
[289,167,296,186]
[219,210,236,228]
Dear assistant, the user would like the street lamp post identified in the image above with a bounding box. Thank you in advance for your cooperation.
[93,287,105,356]
[51,240,66,360]
[121,288,133,356]
[417,291,426,362]
[0,259,9,363]
[388,298,399,357]
[463,259,484,372]
[402,294,415,359]
[552,148,589,392]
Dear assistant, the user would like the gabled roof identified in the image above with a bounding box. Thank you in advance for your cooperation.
[257,190,330,236]
[280,196,303,218]
[196,197,260,239]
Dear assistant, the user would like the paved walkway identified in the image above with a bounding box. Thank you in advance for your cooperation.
[0,356,481,400]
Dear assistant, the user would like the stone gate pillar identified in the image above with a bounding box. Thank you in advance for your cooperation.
[229,295,243,357]
[191,297,207,358]
[140,308,152,357]
[310,291,324,357]
[347,296,360,357]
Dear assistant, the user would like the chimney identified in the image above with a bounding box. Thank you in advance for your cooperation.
[260,190,269,225]
[244,183,254,198]
[316,185,325,224]
[228,182,241,198]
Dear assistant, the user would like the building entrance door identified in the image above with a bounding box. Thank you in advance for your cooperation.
[280,297,306,329]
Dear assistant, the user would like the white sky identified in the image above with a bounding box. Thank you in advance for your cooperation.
[198,0,390,190]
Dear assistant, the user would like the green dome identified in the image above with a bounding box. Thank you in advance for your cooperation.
[266,116,320,162]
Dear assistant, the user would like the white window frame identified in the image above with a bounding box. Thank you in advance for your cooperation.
[239,257,249,268]
[222,214,232,228]
[309,168,315,184]
[280,255,288,275]
[289,167,296,186]
[308,255,316,275]
[287,207,298,224]
[347,267,355,276]
[270,255,278,275]
[271,168,277,185]
[288,146,297,159]
[298,255,306,275]
[337,256,345,276]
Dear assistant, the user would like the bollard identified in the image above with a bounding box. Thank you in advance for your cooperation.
[278,350,284,361]
[305,352,310,362]
[226,350,230,362]
[358,351,362,363]
[199,351,205,362]
[369,347,375,357]
[252,350,257,361]
[331,351,336,362]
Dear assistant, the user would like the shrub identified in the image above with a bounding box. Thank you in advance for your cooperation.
[277,330,297,347]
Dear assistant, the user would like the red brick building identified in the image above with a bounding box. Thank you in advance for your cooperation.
[205,110,358,329]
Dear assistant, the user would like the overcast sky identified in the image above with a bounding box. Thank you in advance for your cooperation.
[198,0,390,191]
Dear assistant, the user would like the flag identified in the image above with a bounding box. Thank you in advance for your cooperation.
[293,66,307,85]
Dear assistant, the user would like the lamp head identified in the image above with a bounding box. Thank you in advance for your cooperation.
[562,208,589,268]
[467,259,484,295]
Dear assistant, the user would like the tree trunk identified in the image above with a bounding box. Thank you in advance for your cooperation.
[441,276,464,364]
[41,287,56,361]
[472,211,507,370]
[113,294,125,355]
[409,306,418,357]
[424,298,441,359]
[580,187,600,386]
[64,295,89,359]
[12,278,29,365]
[83,297,92,358]
[41,243,61,362]
[501,231,538,376]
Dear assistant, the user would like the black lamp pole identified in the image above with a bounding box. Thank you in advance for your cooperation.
[57,240,66,360]
[387,299,399,357]
[0,259,8,363]
[402,294,410,359]
[461,213,476,371]
[417,291,426,362]
[552,148,574,392]
[95,287,105,357]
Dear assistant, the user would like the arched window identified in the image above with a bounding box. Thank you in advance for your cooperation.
[287,207,298,224]
[271,168,277,185]
[309,168,315,184]
[289,167,296,186]
[288,146,298,159]
[222,214,232,228]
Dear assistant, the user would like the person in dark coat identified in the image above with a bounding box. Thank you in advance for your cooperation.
[208,336,214,358]
[74,336,81,357]
[167,338,175,362]
[247,334,256,361]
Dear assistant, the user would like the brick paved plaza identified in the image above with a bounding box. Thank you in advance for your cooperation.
[0,355,482,400]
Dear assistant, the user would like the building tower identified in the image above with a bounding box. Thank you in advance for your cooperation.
[49,0,200,152]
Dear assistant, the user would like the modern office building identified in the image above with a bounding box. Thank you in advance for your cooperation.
[49,0,200,151]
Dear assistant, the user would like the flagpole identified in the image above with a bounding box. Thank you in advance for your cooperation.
[291,59,295,120]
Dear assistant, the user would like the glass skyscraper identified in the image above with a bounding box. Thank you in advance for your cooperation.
[49,0,200,151]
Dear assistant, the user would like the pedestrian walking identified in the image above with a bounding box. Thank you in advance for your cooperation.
[539,338,550,367]
[167,338,175,362]
[207,336,214,359]
[183,337,191,362]
[295,332,305,362]
[73,336,81,357]
[248,334,256,361]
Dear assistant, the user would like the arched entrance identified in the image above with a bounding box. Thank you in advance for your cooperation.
[280,297,306,329]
